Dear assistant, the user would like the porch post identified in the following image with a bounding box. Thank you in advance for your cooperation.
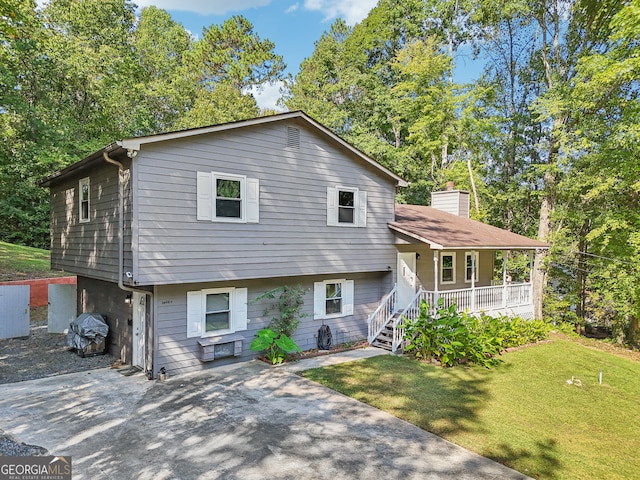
[502,250,508,307]
[529,250,535,304]
[471,251,476,312]
[433,251,439,315]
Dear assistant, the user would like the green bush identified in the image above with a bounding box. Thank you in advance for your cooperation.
[404,300,552,368]
[250,328,302,365]
[252,285,306,337]
[481,314,552,348]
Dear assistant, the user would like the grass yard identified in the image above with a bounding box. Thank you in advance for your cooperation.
[302,337,640,479]
[0,241,61,281]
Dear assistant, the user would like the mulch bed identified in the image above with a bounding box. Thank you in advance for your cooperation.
[0,307,117,384]
[256,340,370,364]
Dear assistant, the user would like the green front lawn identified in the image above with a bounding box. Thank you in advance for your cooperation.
[302,338,640,479]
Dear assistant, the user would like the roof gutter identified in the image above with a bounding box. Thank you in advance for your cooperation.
[103,151,155,379]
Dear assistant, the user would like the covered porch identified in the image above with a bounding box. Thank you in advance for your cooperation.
[368,203,548,352]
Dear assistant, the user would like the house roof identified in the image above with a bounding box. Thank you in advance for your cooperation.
[40,111,408,188]
[390,204,548,250]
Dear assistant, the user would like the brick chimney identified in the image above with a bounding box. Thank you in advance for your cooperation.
[431,182,470,218]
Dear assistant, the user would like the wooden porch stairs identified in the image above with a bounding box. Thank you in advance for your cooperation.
[370,315,398,351]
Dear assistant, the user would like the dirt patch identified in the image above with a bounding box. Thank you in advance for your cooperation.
[0,307,117,384]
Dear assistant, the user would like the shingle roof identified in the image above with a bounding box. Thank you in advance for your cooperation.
[390,204,548,250]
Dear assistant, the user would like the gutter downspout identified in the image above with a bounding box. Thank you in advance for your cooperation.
[103,151,154,379]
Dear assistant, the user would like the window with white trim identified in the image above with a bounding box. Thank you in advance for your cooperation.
[79,177,90,223]
[440,252,456,284]
[314,279,354,319]
[327,186,367,227]
[465,251,479,283]
[197,172,259,223]
[187,287,248,338]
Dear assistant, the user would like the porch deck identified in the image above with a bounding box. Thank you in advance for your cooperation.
[367,283,534,352]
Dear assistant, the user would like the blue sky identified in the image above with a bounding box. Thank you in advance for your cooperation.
[135,0,378,109]
[135,0,482,110]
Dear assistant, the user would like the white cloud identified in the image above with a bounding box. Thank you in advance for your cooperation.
[247,81,287,112]
[135,0,271,16]
[302,0,377,25]
[285,3,300,14]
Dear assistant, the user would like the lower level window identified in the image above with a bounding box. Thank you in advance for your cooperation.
[187,287,248,338]
[325,282,342,315]
[205,291,231,333]
[314,279,354,319]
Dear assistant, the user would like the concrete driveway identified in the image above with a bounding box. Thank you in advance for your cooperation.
[0,354,529,479]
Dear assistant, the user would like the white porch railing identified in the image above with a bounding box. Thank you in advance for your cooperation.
[434,283,532,315]
[367,285,398,343]
[391,289,434,352]
[368,282,533,353]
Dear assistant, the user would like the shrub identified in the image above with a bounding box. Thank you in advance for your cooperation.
[252,285,306,337]
[250,328,302,365]
[404,300,552,368]
[404,300,501,368]
[481,314,552,348]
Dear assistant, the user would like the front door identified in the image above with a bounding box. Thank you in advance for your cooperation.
[132,292,146,369]
[397,252,417,310]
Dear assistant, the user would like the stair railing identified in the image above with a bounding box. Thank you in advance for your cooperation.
[367,285,398,343]
[391,288,431,352]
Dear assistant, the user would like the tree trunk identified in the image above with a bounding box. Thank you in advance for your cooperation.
[533,167,555,319]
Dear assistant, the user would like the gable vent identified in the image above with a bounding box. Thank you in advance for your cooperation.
[286,127,300,149]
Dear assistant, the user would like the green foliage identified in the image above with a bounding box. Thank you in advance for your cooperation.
[480,313,552,348]
[404,299,551,367]
[252,285,306,337]
[250,328,302,365]
[0,2,283,248]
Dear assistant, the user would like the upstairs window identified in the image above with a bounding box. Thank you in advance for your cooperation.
[327,186,367,227]
[197,172,259,223]
[338,190,355,224]
[79,177,90,223]
[216,177,242,219]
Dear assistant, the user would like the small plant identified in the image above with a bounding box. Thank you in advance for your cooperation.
[252,285,307,337]
[250,328,302,365]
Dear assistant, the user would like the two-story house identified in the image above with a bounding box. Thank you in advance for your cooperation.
[41,111,546,378]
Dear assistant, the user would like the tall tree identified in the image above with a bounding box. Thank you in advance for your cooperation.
[552,0,640,342]
[131,6,192,134]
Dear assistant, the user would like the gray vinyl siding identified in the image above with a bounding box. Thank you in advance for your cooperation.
[153,272,391,377]
[430,190,470,218]
[132,120,398,286]
[50,158,133,282]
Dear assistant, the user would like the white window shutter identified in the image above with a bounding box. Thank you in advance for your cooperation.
[187,291,202,338]
[357,190,367,227]
[327,187,338,226]
[233,288,248,331]
[246,178,259,223]
[313,282,325,319]
[197,172,212,221]
[343,280,354,315]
